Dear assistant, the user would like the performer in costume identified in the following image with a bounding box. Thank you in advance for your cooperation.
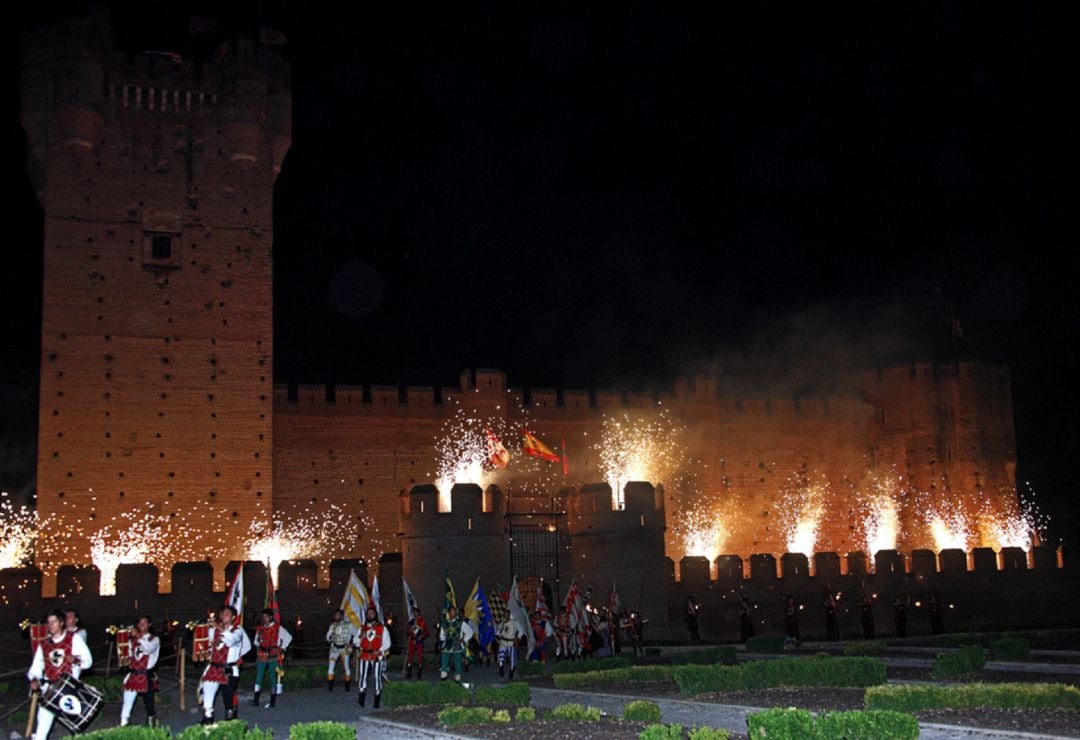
[529,610,554,663]
[27,609,93,740]
[120,615,160,726]
[495,616,525,679]
[404,606,429,679]
[554,607,573,660]
[353,607,390,707]
[325,609,353,692]
[252,608,292,708]
[198,605,251,725]
[438,606,474,682]
[65,609,88,647]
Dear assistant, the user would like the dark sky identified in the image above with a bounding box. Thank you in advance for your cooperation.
[3,3,1078,540]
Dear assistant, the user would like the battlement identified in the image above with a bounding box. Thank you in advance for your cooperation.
[399,483,506,534]
[273,362,1007,424]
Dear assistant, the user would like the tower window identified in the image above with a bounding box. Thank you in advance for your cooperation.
[152,235,172,259]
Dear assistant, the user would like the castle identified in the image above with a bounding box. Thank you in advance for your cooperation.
[16,10,1033,626]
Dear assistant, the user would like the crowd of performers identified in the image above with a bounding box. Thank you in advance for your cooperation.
[22,585,656,738]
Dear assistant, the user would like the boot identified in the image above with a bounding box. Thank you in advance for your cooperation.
[417,665,423,680]
[405,663,412,679]
[344,678,351,692]
[358,690,366,707]
[374,692,381,709]
[327,677,334,692]
[201,714,213,726]
[509,666,515,681]
[225,708,236,721]
[251,690,260,707]
[266,692,276,709]
[499,663,504,677]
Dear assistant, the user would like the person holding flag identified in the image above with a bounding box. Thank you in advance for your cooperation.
[463,579,496,669]
[198,604,251,724]
[507,578,536,664]
[352,606,390,707]
[402,578,429,679]
[251,609,291,708]
[530,587,555,663]
[438,605,473,682]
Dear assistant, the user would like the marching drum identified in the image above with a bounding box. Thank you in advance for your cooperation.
[191,622,212,662]
[40,673,104,733]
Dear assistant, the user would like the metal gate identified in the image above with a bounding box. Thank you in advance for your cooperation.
[507,513,563,609]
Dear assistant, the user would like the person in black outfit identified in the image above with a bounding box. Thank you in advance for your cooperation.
[860,592,875,639]
[685,596,701,643]
[893,595,908,639]
[928,595,945,635]
[738,595,755,643]
[783,596,800,648]
[823,589,840,641]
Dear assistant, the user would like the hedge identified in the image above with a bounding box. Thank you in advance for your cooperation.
[745,634,786,653]
[474,682,530,706]
[931,645,985,679]
[553,665,676,689]
[547,703,603,721]
[287,723,354,740]
[674,657,886,695]
[175,721,272,740]
[624,700,663,722]
[383,679,468,707]
[842,640,886,656]
[437,706,495,726]
[989,637,1030,660]
[552,656,633,674]
[747,708,916,740]
[670,647,738,666]
[517,660,547,677]
[81,727,172,740]
[638,724,683,740]
[516,707,536,722]
[688,728,732,740]
[865,683,1080,712]
[934,628,1080,648]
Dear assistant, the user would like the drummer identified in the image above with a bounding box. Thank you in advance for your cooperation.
[27,609,93,740]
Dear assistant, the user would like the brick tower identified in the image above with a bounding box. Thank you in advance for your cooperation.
[21,8,291,594]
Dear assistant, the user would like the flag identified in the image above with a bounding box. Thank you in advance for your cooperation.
[443,570,457,612]
[608,580,622,617]
[224,564,244,627]
[488,584,510,625]
[486,428,510,469]
[340,569,370,629]
[535,583,551,622]
[402,577,419,623]
[371,575,384,623]
[564,581,589,649]
[465,579,496,652]
[264,563,280,625]
[522,430,562,463]
[508,577,535,658]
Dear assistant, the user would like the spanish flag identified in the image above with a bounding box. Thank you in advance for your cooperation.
[522,430,562,463]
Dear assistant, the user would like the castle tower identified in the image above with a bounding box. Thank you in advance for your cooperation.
[22,8,291,593]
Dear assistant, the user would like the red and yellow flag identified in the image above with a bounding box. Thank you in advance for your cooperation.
[522,430,561,463]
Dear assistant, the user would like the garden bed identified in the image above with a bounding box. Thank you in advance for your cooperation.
[917,708,1080,737]
[384,705,661,739]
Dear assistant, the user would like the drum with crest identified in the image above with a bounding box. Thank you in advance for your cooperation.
[189,621,213,662]
[40,673,103,733]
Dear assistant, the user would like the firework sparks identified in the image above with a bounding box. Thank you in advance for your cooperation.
[246,504,371,583]
[433,410,515,510]
[595,409,682,509]
[680,506,729,563]
[929,510,972,552]
[779,481,827,556]
[0,494,39,569]
[859,476,902,555]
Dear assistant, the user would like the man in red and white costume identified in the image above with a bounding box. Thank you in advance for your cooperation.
[120,615,160,726]
[198,605,251,724]
[404,606,429,680]
[352,606,391,708]
[27,609,93,740]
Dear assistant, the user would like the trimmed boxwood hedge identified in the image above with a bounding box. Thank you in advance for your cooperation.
[842,639,887,656]
[989,637,1030,660]
[551,656,633,674]
[670,647,737,666]
[383,680,528,708]
[287,722,354,740]
[744,634,786,652]
[553,665,676,689]
[865,682,1080,712]
[623,699,662,722]
[747,708,917,740]
[931,645,985,679]
[674,656,886,695]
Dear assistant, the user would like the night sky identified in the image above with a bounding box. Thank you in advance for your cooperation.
[3,3,1078,541]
